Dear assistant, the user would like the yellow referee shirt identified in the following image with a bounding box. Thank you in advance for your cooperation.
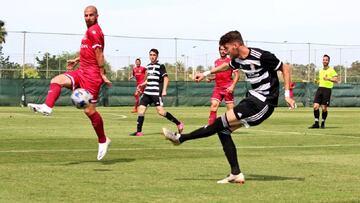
[318,67,337,88]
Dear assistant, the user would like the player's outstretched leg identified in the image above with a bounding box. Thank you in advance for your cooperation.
[28,83,62,115]
[162,115,229,144]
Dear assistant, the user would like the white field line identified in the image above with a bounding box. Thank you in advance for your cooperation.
[1,143,360,153]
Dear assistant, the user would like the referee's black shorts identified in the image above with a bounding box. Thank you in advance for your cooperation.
[313,87,332,106]
[139,93,163,107]
[232,95,275,128]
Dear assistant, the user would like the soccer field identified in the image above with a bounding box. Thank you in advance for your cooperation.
[0,106,360,203]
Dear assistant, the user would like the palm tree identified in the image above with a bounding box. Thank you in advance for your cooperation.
[0,20,7,44]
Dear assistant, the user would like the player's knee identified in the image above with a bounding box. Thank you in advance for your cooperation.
[157,109,165,116]
[84,107,96,116]
[210,103,219,111]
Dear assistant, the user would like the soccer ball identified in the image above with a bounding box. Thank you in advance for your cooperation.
[71,88,93,109]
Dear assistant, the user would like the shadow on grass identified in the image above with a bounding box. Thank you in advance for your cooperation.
[175,174,305,182]
[63,158,136,166]
[246,174,305,181]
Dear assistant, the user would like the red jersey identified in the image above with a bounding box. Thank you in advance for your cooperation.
[79,23,104,81]
[132,66,146,84]
[214,57,237,87]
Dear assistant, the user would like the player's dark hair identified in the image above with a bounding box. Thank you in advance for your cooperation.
[136,58,141,63]
[149,48,159,55]
[219,31,244,46]
[323,54,330,61]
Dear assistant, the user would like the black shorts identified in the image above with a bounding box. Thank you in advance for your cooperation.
[232,95,275,127]
[313,87,332,106]
[139,94,163,107]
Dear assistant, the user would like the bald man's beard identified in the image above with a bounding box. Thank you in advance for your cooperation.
[86,19,98,28]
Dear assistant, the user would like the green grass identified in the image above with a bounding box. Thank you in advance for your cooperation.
[0,106,360,203]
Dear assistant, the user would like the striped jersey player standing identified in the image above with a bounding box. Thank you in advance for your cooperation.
[162,31,296,184]
[28,5,112,160]
[130,49,184,136]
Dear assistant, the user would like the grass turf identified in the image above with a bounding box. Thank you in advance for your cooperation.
[0,106,360,203]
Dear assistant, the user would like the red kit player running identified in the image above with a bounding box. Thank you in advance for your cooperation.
[27,5,112,161]
[128,58,146,113]
[207,45,240,124]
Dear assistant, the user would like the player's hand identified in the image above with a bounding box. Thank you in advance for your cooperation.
[195,72,205,82]
[67,59,77,71]
[285,97,296,109]
[226,85,235,93]
[102,75,112,87]
[206,78,212,83]
[162,90,167,96]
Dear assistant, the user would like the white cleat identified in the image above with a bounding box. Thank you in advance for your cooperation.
[217,173,245,184]
[97,137,111,160]
[28,103,52,116]
[162,128,181,145]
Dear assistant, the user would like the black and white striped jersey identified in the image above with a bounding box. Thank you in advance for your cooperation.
[229,48,283,106]
[143,62,168,96]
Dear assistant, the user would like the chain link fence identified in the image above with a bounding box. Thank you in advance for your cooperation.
[1,31,360,82]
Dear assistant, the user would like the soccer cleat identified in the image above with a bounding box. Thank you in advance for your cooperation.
[131,108,138,113]
[129,132,144,136]
[177,122,184,133]
[321,121,325,129]
[217,173,245,184]
[97,137,111,160]
[308,122,319,129]
[162,128,181,145]
[28,103,52,116]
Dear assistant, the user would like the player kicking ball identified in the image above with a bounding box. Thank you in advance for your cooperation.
[27,5,111,160]
[162,30,296,184]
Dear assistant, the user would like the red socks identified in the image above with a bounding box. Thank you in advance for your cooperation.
[45,83,62,108]
[208,111,217,125]
[88,112,106,143]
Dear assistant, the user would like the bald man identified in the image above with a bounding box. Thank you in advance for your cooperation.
[28,6,112,160]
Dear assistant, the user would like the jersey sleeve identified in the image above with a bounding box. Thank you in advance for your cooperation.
[260,51,283,71]
[160,64,168,78]
[87,28,103,50]
[330,68,338,77]
[229,59,241,70]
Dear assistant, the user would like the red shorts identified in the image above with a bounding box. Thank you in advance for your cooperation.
[211,87,234,104]
[64,69,103,103]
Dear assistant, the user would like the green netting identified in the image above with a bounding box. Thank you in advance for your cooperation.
[1,79,360,107]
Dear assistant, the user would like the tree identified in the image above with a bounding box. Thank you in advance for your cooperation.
[0,47,21,79]
[0,20,7,44]
[35,51,113,79]
[24,64,40,79]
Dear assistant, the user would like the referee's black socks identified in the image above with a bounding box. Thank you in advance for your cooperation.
[314,109,320,123]
[179,115,229,143]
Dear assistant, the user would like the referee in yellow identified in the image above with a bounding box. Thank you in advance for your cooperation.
[309,54,338,129]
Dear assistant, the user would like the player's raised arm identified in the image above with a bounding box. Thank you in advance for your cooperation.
[195,62,230,82]
[280,63,296,109]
